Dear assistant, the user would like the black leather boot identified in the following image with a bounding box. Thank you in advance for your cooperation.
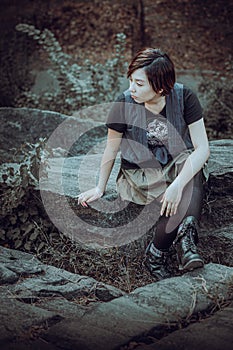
[144,242,172,280]
[174,216,204,271]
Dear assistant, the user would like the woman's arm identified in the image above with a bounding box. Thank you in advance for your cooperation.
[78,128,123,206]
[161,118,210,216]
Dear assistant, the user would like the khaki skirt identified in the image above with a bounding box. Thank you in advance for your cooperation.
[116,150,209,205]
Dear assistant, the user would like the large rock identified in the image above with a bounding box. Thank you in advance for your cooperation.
[0,246,233,350]
[0,247,125,302]
[38,139,233,248]
[136,303,233,350]
[0,107,107,164]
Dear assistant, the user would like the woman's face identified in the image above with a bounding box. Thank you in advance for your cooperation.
[128,68,162,104]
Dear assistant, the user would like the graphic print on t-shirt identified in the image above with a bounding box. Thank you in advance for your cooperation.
[146,117,168,147]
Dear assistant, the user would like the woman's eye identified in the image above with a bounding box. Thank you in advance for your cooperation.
[136,82,143,86]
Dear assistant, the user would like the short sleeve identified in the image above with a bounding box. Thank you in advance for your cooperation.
[106,93,127,133]
[183,86,203,125]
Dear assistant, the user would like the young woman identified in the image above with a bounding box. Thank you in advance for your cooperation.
[78,48,210,280]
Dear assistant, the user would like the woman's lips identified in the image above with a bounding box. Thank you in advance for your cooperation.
[131,95,137,99]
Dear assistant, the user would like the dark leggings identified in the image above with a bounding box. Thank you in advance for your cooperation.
[151,170,204,250]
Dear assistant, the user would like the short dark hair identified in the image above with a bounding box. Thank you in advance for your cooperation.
[127,48,175,96]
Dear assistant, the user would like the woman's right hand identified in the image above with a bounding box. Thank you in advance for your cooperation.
[78,187,104,207]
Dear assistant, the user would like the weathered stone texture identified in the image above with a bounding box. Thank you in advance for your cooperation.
[1,246,233,350]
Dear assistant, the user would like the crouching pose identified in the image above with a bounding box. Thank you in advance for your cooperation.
[78,48,210,280]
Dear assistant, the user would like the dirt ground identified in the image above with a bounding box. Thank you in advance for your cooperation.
[0,0,232,111]
[49,0,233,76]
[1,0,232,73]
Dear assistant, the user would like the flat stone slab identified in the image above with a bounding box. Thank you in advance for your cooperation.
[136,302,233,350]
[206,139,233,176]
[0,248,44,280]
[39,139,233,199]
[0,294,63,345]
[40,264,233,350]
[39,153,120,199]
[1,247,233,350]
[11,265,125,302]
[0,246,125,302]
[36,139,233,248]
[0,106,106,163]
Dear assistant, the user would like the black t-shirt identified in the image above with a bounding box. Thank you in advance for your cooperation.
[106,86,203,168]
[106,86,202,131]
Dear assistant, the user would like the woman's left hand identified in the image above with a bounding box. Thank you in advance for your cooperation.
[160,181,183,217]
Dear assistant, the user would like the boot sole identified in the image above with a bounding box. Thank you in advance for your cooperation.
[179,258,204,272]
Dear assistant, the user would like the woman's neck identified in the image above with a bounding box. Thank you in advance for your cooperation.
[145,96,166,114]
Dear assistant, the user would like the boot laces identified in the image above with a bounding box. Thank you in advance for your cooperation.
[182,224,197,252]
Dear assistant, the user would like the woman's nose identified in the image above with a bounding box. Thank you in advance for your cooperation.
[129,82,136,92]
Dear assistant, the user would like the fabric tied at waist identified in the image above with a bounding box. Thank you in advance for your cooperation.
[150,145,171,165]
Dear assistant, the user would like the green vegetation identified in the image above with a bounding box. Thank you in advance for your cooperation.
[15,23,127,114]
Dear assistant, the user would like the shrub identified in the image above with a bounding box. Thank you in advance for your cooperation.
[15,24,127,114]
[199,77,233,139]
